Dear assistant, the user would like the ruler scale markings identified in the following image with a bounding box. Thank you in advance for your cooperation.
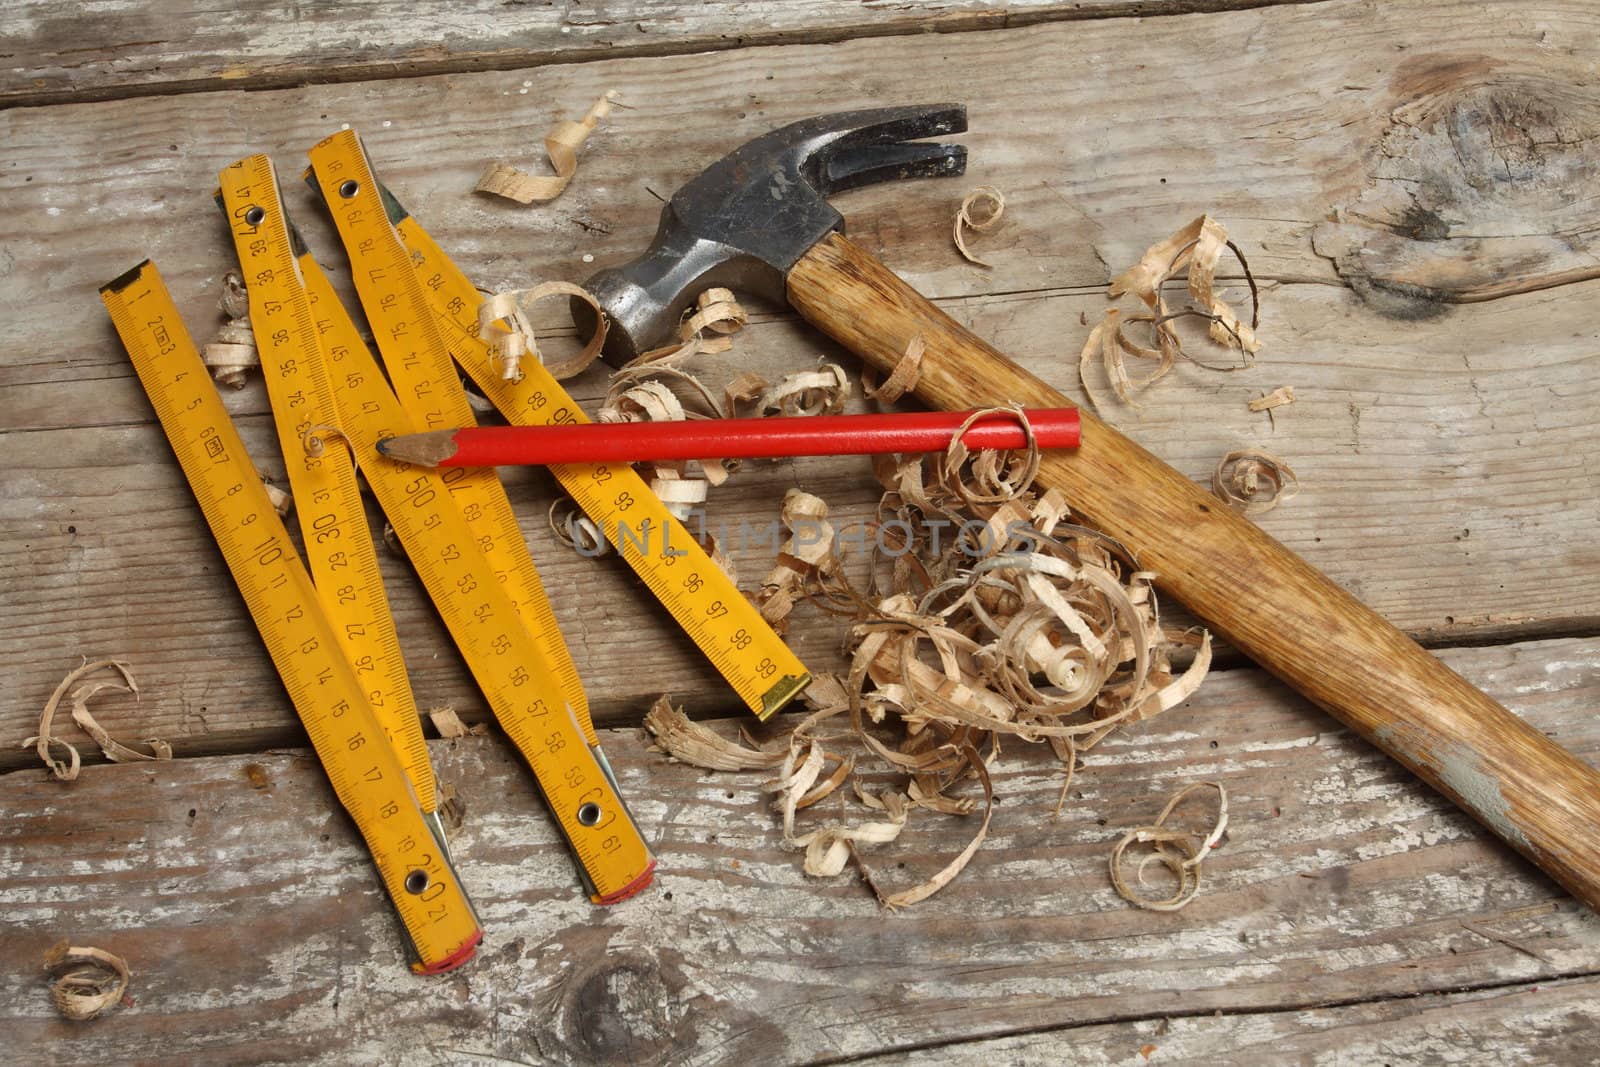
[304,132,594,746]
[216,156,437,816]
[380,186,811,720]
[101,262,481,974]
[249,196,653,903]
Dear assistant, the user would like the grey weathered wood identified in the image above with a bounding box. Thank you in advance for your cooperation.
[2,636,1599,1064]
[0,0,1322,108]
[3,0,1598,761]
[858,976,1600,1064]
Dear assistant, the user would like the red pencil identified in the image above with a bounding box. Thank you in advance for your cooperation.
[376,408,1080,468]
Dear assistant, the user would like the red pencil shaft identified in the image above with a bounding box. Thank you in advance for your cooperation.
[442,408,1080,466]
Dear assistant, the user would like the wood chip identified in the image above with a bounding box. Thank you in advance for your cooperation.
[429,707,469,739]
[43,942,130,1020]
[22,660,170,781]
[475,90,620,204]
[626,287,749,369]
[1247,385,1296,413]
[862,335,924,406]
[954,186,1006,266]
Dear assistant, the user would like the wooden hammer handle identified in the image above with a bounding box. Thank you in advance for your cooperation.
[789,231,1600,909]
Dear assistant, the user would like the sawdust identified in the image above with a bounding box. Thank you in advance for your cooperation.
[478,281,609,382]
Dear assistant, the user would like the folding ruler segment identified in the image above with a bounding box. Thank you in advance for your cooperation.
[101,261,481,973]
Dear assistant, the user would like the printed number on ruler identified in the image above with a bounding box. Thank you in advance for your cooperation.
[304,131,593,744]
[239,151,654,903]
[378,181,811,720]
[217,155,437,816]
[101,261,481,974]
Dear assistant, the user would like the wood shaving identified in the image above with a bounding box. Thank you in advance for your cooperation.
[202,271,256,388]
[644,695,785,772]
[475,89,620,204]
[644,415,1213,906]
[954,186,1006,267]
[23,660,170,781]
[1108,781,1228,911]
[626,287,749,369]
[862,335,924,406]
[259,472,292,517]
[757,362,851,417]
[477,281,609,381]
[429,707,469,739]
[1247,385,1296,413]
[1213,448,1299,514]
[1082,215,1261,410]
[43,941,130,1020]
[755,490,836,633]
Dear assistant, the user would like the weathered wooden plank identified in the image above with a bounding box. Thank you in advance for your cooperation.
[3,1,1598,753]
[857,976,1600,1064]
[2,636,1599,1064]
[6,0,1598,392]
[6,270,1597,765]
[0,0,1321,109]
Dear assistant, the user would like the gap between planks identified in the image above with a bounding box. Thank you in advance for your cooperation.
[812,971,1600,1066]
[0,0,1329,111]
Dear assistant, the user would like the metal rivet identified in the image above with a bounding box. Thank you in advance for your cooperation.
[404,869,429,894]
[338,179,360,199]
[244,206,265,226]
[577,802,602,827]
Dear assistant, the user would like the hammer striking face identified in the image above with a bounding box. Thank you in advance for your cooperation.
[579,103,968,363]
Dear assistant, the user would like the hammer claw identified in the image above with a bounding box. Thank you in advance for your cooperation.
[820,142,969,196]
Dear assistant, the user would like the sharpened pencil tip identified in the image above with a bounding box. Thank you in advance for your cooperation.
[373,429,457,467]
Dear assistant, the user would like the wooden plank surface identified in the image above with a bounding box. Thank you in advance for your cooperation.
[3,636,1599,1063]
[4,0,1598,763]
[0,0,1320,108]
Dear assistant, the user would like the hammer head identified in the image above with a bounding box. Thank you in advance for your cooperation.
[580,103,967,363]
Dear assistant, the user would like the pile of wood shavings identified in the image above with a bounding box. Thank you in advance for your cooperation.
[647,409,1213,906]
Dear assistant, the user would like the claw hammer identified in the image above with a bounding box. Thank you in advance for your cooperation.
[578,103,1600,909]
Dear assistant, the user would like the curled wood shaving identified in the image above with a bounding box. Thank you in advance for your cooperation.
[478,281,609,382]
[1109,781,1228,911]
[1082,215,1261,411]
[757,362,851,417]
[954,186,1006,267]
[475,89,620,204]
[43,942,130,1020]
[202,272,256,389]
[23,660,170,781]
[626,288,749,369]
[644,695,784,772]
[862,335,925,406]
[755,490,836,633]
[1213,448,1299,514]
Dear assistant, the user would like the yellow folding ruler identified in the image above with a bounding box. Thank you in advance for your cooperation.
[221,158,655,904]
[308,131,810,720]
[216,156,438,828]
[101,261,482,974]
